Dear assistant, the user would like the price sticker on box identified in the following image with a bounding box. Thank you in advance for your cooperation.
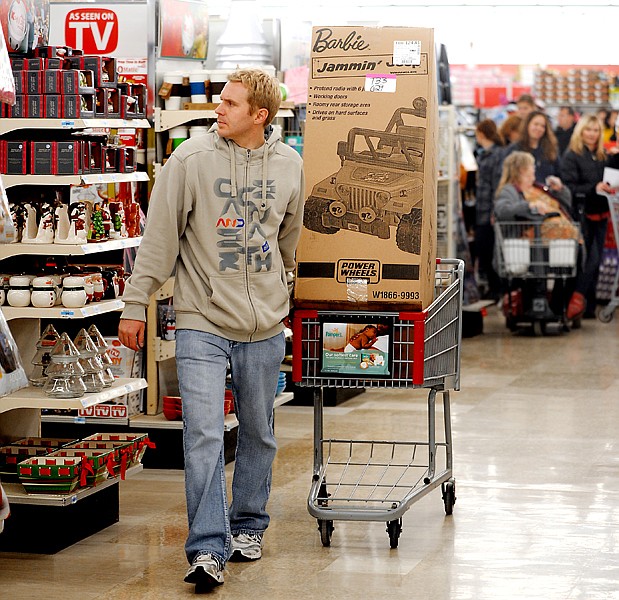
[393,40,421,66]
[365,74,396,93]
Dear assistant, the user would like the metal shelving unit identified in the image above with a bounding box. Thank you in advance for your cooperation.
[1,171,150,189]
[153,106,294,132]
[0,378,147,414]
[0,118,150,135]
[0,237,142,259]
[1,299,124,321]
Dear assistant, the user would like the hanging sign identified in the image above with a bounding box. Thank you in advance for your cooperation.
[49,2,147,57]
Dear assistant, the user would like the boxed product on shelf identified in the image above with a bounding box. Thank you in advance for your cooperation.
[62,93,95,118]
[293,25,438,311]
[44,94,61,118]
[0,140,27,175]
[78,397,140,419]
[33,45,82,59]
[88,336,145,417]
[65,56,117,89]
[25,70,42,94]
[26,94,44,118]
[95,87,120,118]
[26,57,63,71]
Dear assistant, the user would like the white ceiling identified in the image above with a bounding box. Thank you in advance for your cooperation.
[206,1,619,66]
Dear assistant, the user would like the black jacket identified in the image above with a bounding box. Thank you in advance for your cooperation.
[555,125,575,157]
[560,147,608,216]
[475,144,504,226]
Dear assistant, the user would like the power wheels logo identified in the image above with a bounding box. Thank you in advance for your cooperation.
[65,9,119,54]
[336,259,380,283]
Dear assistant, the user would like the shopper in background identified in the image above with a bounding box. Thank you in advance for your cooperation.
[118,68,305,592]
[495,151,571,220]
[474,119,505,300]
[561,113,614,320]
[602,109,618,144]
[495,151,575,318]
[516,93,537,120]
[496,111,564,191]
[554,105,577,157]
[499,114,523,146]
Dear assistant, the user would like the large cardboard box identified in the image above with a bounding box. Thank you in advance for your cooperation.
[294,26,438,311]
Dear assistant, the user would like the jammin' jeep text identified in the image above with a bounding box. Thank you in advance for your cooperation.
[304,97,427,254]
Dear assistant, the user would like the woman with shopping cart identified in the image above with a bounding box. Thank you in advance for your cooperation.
[561,113,616,321]
[494,151,579,332]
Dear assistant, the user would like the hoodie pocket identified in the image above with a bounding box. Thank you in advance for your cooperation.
[207,271,289,334]
[248,270,290,331]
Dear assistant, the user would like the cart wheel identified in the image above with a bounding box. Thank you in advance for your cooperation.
[442,479,456,516]
[318,519,334,546]
[598,307,614,324]
[386,519,402,549]
[532,320,546,336]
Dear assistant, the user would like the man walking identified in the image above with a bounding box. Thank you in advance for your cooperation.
[119,68,304,592]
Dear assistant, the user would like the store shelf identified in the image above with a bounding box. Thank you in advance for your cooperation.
[1,299,124,321]
[4,463,143,506]
[0,377,147,414]
[40,413,131,426]
[154,277,174,300]
[2,171,150,189]
[154,337,175,361]
[0,236,142,259]
[154,107,295,132]
[0,118,150,135]
[130,391,294,431]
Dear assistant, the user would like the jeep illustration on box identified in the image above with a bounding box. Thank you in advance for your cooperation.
[304,97,427,254]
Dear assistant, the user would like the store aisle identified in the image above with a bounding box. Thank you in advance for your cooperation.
[1,306,618,599]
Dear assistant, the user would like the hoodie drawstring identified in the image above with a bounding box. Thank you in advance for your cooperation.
[228,140,238,198]
[261,147,268,212]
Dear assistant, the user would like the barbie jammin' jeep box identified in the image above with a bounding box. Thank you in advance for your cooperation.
[294,26,438,311]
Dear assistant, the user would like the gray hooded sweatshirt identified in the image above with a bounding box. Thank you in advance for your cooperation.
[120,123,305,343]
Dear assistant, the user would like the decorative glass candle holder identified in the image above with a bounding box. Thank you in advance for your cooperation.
[30,324,61,387]
[43,333,87,399]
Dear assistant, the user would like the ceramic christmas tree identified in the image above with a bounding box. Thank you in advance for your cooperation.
[43,332,87,398]
[29,324,61,387]
[73,329,106,393]
[86,324,115,387]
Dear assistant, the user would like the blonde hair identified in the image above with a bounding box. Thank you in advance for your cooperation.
[227,68,282,127]
[496,151,535,196]
[568,113,606,161]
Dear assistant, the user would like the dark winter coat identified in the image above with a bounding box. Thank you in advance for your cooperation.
[475,144,504,226]
[560,147,608,217]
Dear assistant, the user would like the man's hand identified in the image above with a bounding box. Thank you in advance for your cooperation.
[118,318,146,351]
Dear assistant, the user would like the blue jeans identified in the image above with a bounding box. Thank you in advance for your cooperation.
[175,329,285,567]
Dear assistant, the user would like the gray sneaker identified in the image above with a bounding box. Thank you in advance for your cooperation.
[184,553,224,589]
[229,532,263,562]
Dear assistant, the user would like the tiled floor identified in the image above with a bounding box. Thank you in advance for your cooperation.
[1,306,619,599]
